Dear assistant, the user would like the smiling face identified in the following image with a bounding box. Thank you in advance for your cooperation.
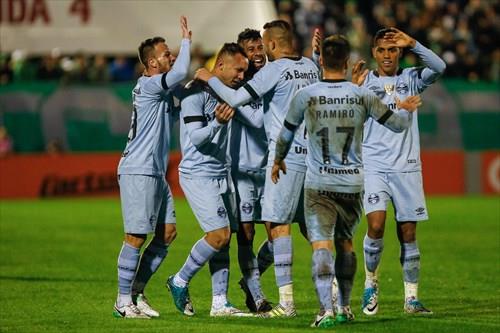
[240,38,266,70]
[372,38,401,76]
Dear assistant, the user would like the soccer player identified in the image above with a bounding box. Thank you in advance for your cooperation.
[113,16,191,319]
[195,20,319,317]
[232,28,272,313]
[166,43,251,317]
[271,34,422,328]
[353,28,446,315]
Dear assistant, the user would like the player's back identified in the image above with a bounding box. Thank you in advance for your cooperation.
[118,75,175,177]
[301,80,369,193]
[179,84,229,177]
[264,56,319,171]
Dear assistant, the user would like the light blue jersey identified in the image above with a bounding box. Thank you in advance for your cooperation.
[231,99,267,172]
[207,56,319,172]
[362,41,446,172]
[117,39,191,176]
[178,83,230,177]
[275,79,413,193]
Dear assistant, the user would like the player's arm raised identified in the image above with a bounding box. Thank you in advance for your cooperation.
[385,27,446,87]
[163,16,192,89]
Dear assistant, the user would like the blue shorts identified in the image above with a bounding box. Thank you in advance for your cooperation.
[180,174,238,233]
[233,169,265,223]
[363,171,428,222]
[305,188,362,242]
[262,167,305,224]
[119,174,176,234]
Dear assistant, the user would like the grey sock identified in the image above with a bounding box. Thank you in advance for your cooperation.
[257,240,274,275]
[117,242,140,306]
[133,237,168,294]
[400,242,420,283]
[364,234,383,273]
[273,236,292,287]
[335,252,357,307]
[238,244,264,302]
[312,248,334,311]
[178,238,218,283]
[209,244,230,296]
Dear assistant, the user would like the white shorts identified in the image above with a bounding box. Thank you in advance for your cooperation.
[363,171,428,222]
[262,167,305,224]
[233,169,265,223]
[180,174,238,233]
[119,174,176,234]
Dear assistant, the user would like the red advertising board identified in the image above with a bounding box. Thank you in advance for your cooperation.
[481,151,500,194]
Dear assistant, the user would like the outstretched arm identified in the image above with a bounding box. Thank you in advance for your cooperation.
[163,16,192,88]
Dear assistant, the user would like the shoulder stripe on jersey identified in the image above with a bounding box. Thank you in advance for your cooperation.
[161,73,169,90]
[377,110,394,125]
[284,120,298,131]
[184,116,205,124]
[243,83,259,101]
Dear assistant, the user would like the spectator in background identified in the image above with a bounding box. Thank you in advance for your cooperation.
[37,54,63,81]
[0,53,13,85]
[0,126,13,157]
[109,55,135,81]
[88,55,110,83]
[46,139,65,155]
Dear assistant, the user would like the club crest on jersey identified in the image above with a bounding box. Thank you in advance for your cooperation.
[367,193,380,204]
[384,84,395,95]
[217,206,227,218]
[396,82,409,94]
[242,202,253,215]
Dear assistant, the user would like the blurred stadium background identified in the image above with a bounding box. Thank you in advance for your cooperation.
[0,0,498,199]
[0,1,499,332]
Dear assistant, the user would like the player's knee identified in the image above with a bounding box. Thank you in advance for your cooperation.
[335,238,353,253]
[206,228,231,249]
[164,229,177,245]
[125,233,147,248]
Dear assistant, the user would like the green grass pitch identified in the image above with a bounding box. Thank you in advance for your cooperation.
[0,196,498,333]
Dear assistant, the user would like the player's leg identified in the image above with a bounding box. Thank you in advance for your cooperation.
[114,175,156,319]
[362,172,391,315]
[305,188,336,328]
[260,168,305,317]
[391,172,431,314]
[256,222,274,275]
[334,192,362,324]
[132,181,176,317]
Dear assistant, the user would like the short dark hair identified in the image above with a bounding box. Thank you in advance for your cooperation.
[263,20,293,47]
[215,43,247,64]
[138,37,165,68]
[322,35,350,70]
[237,28,262,45]
[372,28,396,47]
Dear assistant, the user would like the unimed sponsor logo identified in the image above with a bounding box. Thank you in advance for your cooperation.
[39,172,118,197]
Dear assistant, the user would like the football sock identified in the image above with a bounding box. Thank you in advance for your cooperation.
[311,248,334,311]
[363,234,383,287]
[257,240,274,274]
[212,294,228,309]
[335,251,357,307]
[400,242,420,299]
[273,236,293,306]
[238,244,264,302]
[209,243,230,297]
[117,242,140,307]
[132,237,169,294]
[177,238,218,284]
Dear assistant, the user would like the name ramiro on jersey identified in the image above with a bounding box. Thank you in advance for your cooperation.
[315,109,355,119]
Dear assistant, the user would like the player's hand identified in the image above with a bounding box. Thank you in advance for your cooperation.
[396,95,422,112]
[383,28,416,48]
[180,15,192,40]
[351,59,368,86]
[215,103,234,124]
[311,28,322,55]
[194,68,213,82]
[271,160,286,184]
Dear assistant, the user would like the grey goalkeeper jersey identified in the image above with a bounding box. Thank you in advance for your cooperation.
[207,56,319,172]
[362,41,446,173]
[117,38,191,177]
[276,80,413,193]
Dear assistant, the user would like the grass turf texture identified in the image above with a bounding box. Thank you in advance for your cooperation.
[0,196,498,333]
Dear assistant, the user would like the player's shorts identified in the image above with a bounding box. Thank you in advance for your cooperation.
[232,169,265,223]
[119,174,176,234]
[180,173,238,233]
[305,188,362,242]
[262,167,305,225]
[363,171,428,222]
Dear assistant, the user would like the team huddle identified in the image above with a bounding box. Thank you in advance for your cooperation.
[113,15,446,328]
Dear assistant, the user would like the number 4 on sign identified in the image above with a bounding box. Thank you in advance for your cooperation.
[69,0,90,23]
